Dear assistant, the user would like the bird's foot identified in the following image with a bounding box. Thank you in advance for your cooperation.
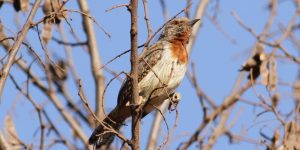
[168,92,181,111]
[125,96,146,106]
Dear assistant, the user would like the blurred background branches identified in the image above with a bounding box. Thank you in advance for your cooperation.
[0,0,300,150]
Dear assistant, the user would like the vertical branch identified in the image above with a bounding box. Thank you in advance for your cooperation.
[128,0,140,149]
[142,0,152,40]
[0,0,41,98]
[77,0,105,121]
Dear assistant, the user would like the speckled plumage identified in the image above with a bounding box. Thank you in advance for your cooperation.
[89,17,200,148]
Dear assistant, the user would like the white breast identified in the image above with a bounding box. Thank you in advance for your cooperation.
[139,44,187,100]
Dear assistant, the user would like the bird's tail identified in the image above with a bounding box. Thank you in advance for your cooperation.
[88,105,131,148]
[88,117,121,148]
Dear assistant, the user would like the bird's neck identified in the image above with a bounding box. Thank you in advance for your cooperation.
[168,39,189,64]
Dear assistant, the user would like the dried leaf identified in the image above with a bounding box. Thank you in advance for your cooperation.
[293,79,300,102]
[271,93,280,108]
[256,43,264,53]
[42,0,67,24]
[281,121,300,149]
[20,0,29,12]
[42,0,52,15]
[0,132,10,150]
[260,55,268,85]
[55,60,67,81]
[41,21,53,44]
[51,0,61,12]
[268,130,280,150]
[268,56,278,91]
[0,22,11,50]
[3,114,21,150]
[49,60,68,86]
[240,45,266,80]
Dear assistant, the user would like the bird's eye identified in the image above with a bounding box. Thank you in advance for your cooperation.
[172,20,179,25]
[178,27,184,31]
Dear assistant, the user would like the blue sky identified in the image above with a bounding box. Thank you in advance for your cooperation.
[0,0,299,149]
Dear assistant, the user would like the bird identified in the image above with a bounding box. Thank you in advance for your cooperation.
[89,17,200,148]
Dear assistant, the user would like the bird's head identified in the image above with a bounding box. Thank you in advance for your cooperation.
[159,17,200,44]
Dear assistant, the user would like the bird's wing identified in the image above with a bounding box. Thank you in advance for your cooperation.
[117,41,165,105]
[138,41,165,82]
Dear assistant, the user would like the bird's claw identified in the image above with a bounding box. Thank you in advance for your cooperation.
[168,92,181,111]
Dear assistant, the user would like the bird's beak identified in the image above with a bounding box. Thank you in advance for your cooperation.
[188,19,200,27]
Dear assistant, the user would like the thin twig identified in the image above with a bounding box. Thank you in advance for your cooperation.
[0,0,41,99]
[98,44,144,71]
[9,74,45,150]
[0,37,46,69]
[1,27,89,147]
[143,6,188,49]
[187,63,217,109]
[179,81,252,150]
[142,0,152,40]
[77,79,130,145]
[105,4,129,12]
[52,37,87,46]
[159,0,168,20]
[42,110,76,150]
[101,71,128,118]
[99,6,188,72]
[57,24,92,125]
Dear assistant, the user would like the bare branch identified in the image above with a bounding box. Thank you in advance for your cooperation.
[179,81,252,150]
[142,0,152,40]
[105,4,128,12]
[8,74,45,150]
[78,0,106,121]
[128,0,140,149]
[0,0,41,99]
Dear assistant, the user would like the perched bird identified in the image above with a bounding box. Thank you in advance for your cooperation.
[89,17,200,148]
